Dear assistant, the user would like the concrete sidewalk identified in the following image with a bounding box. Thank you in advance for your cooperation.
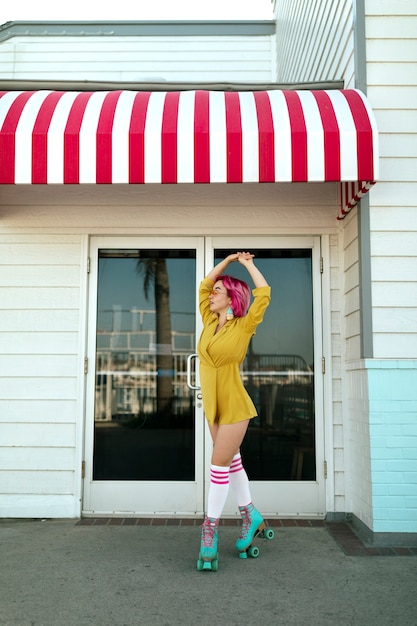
[1,518,416,626]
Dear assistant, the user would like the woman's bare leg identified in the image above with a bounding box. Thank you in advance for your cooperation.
[208,420,249,467]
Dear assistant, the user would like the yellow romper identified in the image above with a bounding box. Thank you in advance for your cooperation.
[197,277,271,425]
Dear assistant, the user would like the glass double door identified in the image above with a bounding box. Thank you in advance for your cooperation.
[83,236,325,517]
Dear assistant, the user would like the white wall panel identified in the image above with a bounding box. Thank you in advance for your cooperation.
[0,447,75,471]
[372,257,417,286]
[0,35,274,82]
[366,0,417,363]
[0,186,340,518]
[0,332,79,354]
[0,423,76,447]
[0,400,77,423]
[1,471,75,494]
[0,233,83,518]
[0,309,79,331]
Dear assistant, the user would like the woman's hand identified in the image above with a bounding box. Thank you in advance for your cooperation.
[236,251,255,265]
[236,252,269,288]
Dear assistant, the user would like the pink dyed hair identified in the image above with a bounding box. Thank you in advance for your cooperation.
[217,275,251,318]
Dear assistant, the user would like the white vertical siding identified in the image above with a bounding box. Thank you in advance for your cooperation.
[274,0,354,84]
[366,0,417,359]
[0,235,83,517]
[0,35,275,83]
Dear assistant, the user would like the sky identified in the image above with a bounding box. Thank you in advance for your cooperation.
[0,0,273,24]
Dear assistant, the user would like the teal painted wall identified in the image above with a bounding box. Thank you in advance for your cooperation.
[367,361,417,533]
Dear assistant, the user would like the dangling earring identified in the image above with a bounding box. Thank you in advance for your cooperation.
[226,306,234,321]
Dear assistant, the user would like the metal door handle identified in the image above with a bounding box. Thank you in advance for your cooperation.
[187,353,200,390]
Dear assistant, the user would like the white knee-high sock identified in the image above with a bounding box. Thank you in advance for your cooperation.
[229,453,252,507]
[207,465,230,519]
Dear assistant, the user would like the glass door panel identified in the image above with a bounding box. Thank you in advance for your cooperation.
[214,249,315,482]
[84,236,324,518]
[93,249,196,481]
[83,237,205,516]
[210,238,325,517]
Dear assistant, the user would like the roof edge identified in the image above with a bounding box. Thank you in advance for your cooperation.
[0,79,345,92]
[0,20,276,41]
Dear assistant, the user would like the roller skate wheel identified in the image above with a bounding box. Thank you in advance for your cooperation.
[265,528,275,540]
[197,558,204,571]
[238,550,248,559]
[248,545,260,558]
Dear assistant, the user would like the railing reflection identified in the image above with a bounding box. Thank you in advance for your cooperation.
[95,327,314,437]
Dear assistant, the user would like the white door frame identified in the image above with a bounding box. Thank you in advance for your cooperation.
[207,236,326,517]
[82,234,327,517]
[82,236,206,516]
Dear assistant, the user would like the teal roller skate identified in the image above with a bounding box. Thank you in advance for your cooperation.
[197,516,219,572]
[236,503,275,559]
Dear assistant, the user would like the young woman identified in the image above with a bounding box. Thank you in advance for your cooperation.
[196,251,271,571]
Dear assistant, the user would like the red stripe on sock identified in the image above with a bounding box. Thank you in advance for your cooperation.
[229,462,243,474]
[210,469,229,485]
[230,456,243,473]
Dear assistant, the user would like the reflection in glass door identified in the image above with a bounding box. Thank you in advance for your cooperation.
[211,238,324,517]
[83,237,205,516]
[215,249,315,481]
[84,236,325,517]
[93,249,196,481]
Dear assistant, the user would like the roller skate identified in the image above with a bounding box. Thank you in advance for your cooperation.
[236,503,275,559]
[197,516,219,571]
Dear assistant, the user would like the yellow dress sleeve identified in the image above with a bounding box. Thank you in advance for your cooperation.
[199,277,215,326]
[243,285,271,334]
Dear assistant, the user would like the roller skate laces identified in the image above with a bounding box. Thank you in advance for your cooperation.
[236,503,275,559]
[197,516,219,572]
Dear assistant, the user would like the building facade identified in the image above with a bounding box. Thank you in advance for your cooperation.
[0,0,415,544]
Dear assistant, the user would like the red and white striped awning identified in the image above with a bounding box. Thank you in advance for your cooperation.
[0,89,378,218]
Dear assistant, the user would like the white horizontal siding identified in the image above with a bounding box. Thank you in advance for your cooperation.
[0,35,274,82]
[366,0,417,359]
[371,182,417,206]
[366,16,417,39]
[0,400,77,422]
[0,472,74,495]
[0,265,81,286]
[373,334,417,358]
[379,158,417,183]
[367,38,417,62]
[329,232,345,512]
[0,309,79,331]
[372,282,417,307]
[0,447,75,471]
[0,234,83,518]
[1,422,76,447]
[372,256,417,282]
[380,135,417,158]
[373,110,417,135]
[1,287,79,309]
[0,354,78,377]
[371,231,417,256]
[367,86,417,110]
[367,63,417,86]
[0,332,79,354]
[0,495,77,518]
[0,378,78,400]
[367,0,417,15]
